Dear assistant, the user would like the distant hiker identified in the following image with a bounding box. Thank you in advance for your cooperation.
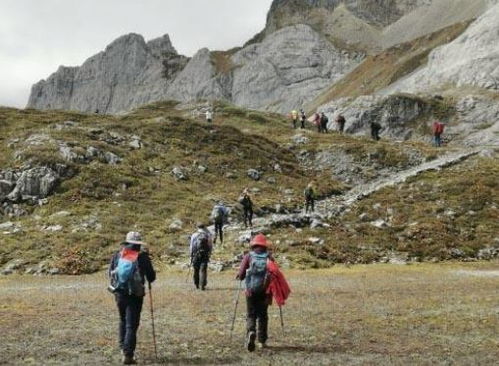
[189,223,213,290]
[238,188,254,228]
[109,232,156,365]
[370,121,382,141]
[95,108,99,114]
[211,201,229,244]
[309,112,321,132]
[206,110,213,123]
[336,115,346,133]
[320,112,329,133]
[291,110,298,129]
[300,109,306,129]
[236,234,290,352]
[432,120,445,147]
[304,183,315,214]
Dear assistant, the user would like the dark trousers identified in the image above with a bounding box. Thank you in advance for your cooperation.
[434,134,442,147]
[246,294,269,344]
[305,197,315,213]
[115,293,144,357]
[317,123,322,133]
[338,122,345,133]
[214,222,223,244]
[292,119,297,129]
[321,121,328,133]
[193,259,208,289]
[300,119,305,129]
[371,129,380,141]
[243,208,253,228]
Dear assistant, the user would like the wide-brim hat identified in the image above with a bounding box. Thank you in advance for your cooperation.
[250,233,270,248]
[125,231,145,245]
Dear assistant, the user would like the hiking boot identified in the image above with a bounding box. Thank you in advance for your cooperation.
[246,331,256,352]
[257,342,267,350]
[122,355,136,365]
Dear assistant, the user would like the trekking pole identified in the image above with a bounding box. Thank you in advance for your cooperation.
[279,306,285,336]
[185,260,192,284]
[148,282,158,360]
[230,280,243,339]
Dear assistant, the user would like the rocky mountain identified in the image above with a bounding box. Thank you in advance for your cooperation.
[27,0,499,142]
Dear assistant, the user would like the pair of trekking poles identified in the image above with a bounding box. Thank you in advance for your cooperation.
[229,280,285,339]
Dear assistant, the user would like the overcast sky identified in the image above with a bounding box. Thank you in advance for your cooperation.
[0,0,274,108]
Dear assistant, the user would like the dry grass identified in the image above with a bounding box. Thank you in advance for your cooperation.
[1,263,498,365]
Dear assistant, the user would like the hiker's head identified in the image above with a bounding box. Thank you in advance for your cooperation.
[197,222,206,229]
[250,234,270,250]
[125,231,145,245]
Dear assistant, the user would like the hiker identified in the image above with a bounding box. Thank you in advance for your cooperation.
[300,109,306,129]
[236,234,291,352]
[291,110,298,129]
[370,121,382,141]
[238,188,254,228]
[211,201,229,244]
[189,222,213,290]
[311,112,321,132]
[432,120,445,147]
[336,114,346,133]
[236,234,273,351]
[108,232,156,365]
[206,110,213,123]
[320,112,329,133]
[304,183,315,214]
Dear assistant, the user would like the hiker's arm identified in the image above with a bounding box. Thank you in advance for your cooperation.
[236,254,250,280]
[189,235,195,258]
[108,253,117,278]
[140,253,156,283]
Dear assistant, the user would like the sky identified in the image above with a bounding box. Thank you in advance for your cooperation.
[0,0,274,108]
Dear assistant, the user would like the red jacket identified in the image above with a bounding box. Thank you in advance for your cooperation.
[266,260,291,306]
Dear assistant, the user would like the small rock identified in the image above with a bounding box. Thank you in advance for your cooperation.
[225,172,237,179]
[247,169,262,181]
[102,151,122,165]
[273,164,282,173]
[43,225,63,232]
[370,219,388,229]
[197,165,207,173]
[266,176,276,184]
[50,211,71,218]
[308,237,324,245]
[292,135,309,145]
[172,167,188,181]
[310,219,324,229]
[169,219,184,232]
[359,213,370,222]
[129,136,142,149]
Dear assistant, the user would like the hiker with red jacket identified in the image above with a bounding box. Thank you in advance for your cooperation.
[432,120,445,147]
[236,234,291,352]
[109,232,156,365]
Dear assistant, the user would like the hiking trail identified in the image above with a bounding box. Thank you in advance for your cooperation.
[227,148,481,234]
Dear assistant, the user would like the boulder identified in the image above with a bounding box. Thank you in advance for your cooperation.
[171,167,188,181]
[7,167,59,202]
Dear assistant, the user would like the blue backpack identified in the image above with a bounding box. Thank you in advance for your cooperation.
[245,252,269,295]
[112,248,145,296]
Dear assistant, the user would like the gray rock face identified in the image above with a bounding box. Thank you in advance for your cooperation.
[320,94,433,140]
[383,3,499,94]
[7,167,60,202]
[28,25,360,114]
[232,25,361,112]
[28,33,186,114]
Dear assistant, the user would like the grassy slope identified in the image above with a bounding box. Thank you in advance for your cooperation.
[0,102,496,274]
[1,264,498,365]
[307,21,471,112]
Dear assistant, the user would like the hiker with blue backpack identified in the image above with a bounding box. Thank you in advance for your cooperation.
[189,222,213,290]
[109,232,156,365]
[235,234,291,352]
[211,201,229,244]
